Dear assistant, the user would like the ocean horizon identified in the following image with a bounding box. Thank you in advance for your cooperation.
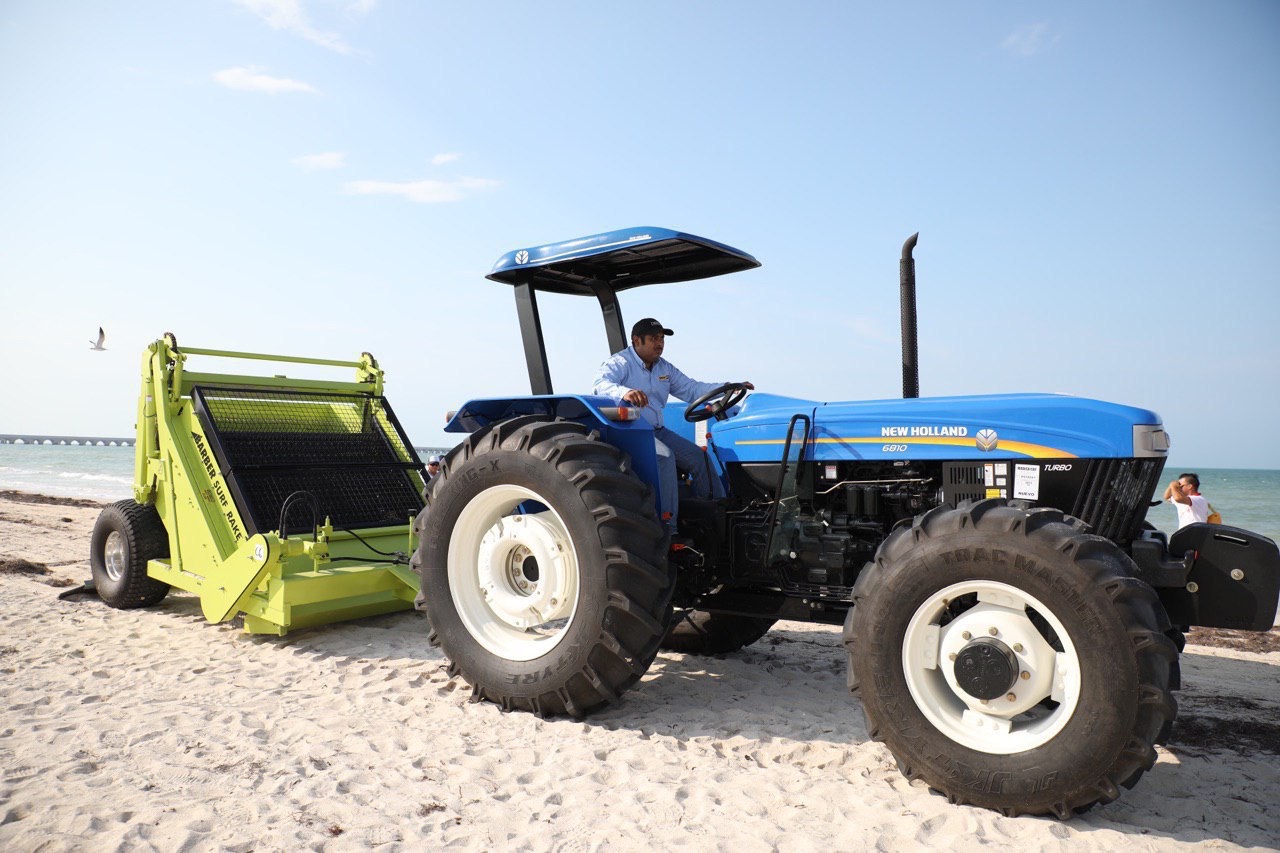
[2,443,1276,545]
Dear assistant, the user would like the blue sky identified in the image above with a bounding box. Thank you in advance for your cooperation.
[2,1,1277,468]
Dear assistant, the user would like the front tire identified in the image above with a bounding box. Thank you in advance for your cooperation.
[844,499,1177,818]
[413,417,673,717]
[89,500,170,608]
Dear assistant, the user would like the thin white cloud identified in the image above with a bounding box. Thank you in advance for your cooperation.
[1002,22,1055,58]
[292,151,346,171]
[347,0,377,14]
[214,66,317,94]
[344,176,500,204]
[431,152,461,166]
[234,0,352,54]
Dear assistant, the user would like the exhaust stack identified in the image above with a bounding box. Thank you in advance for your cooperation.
[900,232,920,399]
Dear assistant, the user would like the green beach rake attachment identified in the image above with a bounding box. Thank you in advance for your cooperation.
[88,333,426,634]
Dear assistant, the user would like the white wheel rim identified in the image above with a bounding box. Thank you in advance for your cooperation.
[448,485,580,662]
[104,530,125,582]
[901,580,1082,755]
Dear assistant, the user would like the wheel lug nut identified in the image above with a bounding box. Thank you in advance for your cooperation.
[988,627,998,636]
[1006,693,1017,702]
[1013,643,1024,653]
[1020,671,1030,680]
[961,631,972,641]
[948,652,957,661]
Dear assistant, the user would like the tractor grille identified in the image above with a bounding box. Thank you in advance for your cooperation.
[943,457,1164,545]
[192,386,424,536]
[1071,458,1165,544]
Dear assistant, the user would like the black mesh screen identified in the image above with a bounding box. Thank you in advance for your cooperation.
[1071,458,1165,543]
[943,462,988,505]
[192,386,424,536]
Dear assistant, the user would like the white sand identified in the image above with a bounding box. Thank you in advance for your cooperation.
[1,492,1278,851]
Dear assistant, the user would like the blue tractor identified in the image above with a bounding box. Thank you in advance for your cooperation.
[412,227,1280,817]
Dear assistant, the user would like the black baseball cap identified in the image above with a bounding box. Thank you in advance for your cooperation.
[631,318,674,337]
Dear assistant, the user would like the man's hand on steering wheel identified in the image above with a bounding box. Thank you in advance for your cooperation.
[685,381,754,423]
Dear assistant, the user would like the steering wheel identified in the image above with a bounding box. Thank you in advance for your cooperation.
[684,382,751,423]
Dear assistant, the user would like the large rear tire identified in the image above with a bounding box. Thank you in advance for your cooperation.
[89,500,170,608]
[413,417,673,717]
[844,499,1177,818]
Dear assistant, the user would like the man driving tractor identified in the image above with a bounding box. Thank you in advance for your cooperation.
[592,317,753,535]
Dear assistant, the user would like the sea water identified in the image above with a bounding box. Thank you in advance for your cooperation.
[0,444,453,503]
[0,443,136,500]
[1,445,1277,544]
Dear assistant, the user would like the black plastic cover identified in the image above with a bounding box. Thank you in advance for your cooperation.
[1167,523,1280,631]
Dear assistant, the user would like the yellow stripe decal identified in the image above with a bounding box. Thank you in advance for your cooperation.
[735,436,1076,459]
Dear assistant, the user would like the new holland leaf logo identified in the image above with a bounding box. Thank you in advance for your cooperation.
[515,250,529,264]
[975,428,999,452]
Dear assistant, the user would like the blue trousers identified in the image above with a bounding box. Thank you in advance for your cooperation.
[654,426,724,533]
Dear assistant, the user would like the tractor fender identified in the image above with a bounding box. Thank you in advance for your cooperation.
[445,395,663,515]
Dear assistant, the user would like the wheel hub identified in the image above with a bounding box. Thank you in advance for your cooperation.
[902,581,1083,754]
[937,600,1064,719]
[103,530,125,582]
[447,484,583,662]
[475,512,576,630]
[953,637,1019,700]
[503,546,540,591]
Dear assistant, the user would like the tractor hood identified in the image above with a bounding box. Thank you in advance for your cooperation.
[487,226,760,295]
[711,392,1168,464]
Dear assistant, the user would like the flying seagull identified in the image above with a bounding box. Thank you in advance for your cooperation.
[90,327,106,351]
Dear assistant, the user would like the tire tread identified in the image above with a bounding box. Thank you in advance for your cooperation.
[843,498,1177,817]
[413,418,672,718]
[90,499,170,609]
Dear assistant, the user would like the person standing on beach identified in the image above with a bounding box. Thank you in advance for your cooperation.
[1164,472,1210,529]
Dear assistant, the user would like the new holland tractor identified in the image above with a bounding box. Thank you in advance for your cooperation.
[412,227,1280,818]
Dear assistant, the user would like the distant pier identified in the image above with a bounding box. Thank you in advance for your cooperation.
[0,434,134,447]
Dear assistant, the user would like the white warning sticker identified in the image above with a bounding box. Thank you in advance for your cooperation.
[1014,464,1040,500]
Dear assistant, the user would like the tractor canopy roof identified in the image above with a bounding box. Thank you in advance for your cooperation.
[486,226,760,296]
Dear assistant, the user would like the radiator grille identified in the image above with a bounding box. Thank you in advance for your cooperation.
[1071,458,1165,543]
[193,386,424,536]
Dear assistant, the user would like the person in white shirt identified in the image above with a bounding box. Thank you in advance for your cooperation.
[593,317,753,536]
[1164,472,1209,529]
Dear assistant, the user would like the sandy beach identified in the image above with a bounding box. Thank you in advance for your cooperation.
[1,490,1277,851]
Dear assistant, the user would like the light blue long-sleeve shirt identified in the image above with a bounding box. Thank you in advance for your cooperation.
[592,347,721,430]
